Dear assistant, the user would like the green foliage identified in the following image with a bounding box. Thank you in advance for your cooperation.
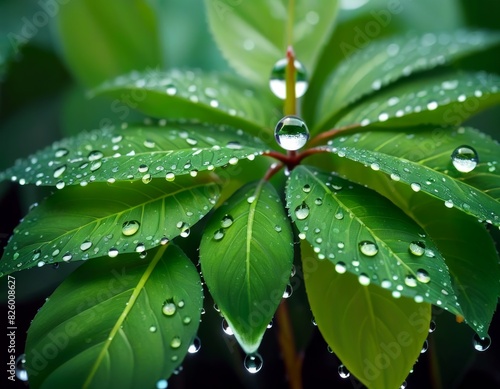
[1,0,499,388]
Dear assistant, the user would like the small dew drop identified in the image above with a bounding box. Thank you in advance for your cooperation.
[358,241,378,257]
[88,150,104,161]
[53,165,67,179]
[416,269,431,284]
[409,241,426,256]
[165,172,175,181]
[244,353,263,374]
[15,354,28,381]
[149,325,157,333]
[80,241,92,251]
[156,379,168,389]
[294,202,310,220]
[421,339,429,353]
[314,198,323,206]
[222,318,234,335]
[221,215,234,228]
[338,364,350,379]
[269,58,308,99]
[162,300,177,316]
[170,336,182,349]
[275,116,309,151]
[62,252,72,262]
[451,145,478,173]
[283,284,293,298]
[122,220,140,236]
[358,273,371,286]
[108,248,119,258]
[335,262,347,274]
[411,183,421,192]
[213,229,225,241]
[405,275,418,288]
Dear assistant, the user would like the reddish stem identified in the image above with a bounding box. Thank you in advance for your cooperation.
[308,123,361,147]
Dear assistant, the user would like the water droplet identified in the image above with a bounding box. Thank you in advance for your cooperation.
[338,364,350,379]
[247,195,256,204]
[275,116,309,151]
[214,229,225,241]
[188,336,201,353]
[411,182,421,192]
[444,199,454,208]
[88,150,104,161]
[416,269,431,283]
[56,180,65,190]
[80,241,92,251]
[421,339,429,353]
[177,222,190,238]
[108,248,119,258]
[144,139,156,149]
[170,336,181,349]
[244,353,263,374]
[160,236,169,245]
[390,173,401,181]
[405,275,418,287]
[269,58,308,99]
[53,165,67,178]
[451,145,478,173]
[283,284,293,298]
[162,300,176,316]
[473,333,491,351]
[122,220,140,236]
[15,354,28,381]
[429,320,436,333]
[62,252,72,262]
[370,162,380,171]
[409,241,425,256]
[294,202,310,220]
[314,198,323,206]
[135,243,146,253]
[335,262,347,274]
[358,273,371,286]
[183,316,192,325]
[400,381,407,389]
[358,241,378,257]
[302,184,311,193]
[274,225,282,232]
[165,172,175,181]
[156,380,168,389]
[222,318,234,335]
[221,215,234,228]
[55,148,69,158]
[334,211,344,220]
[149,325,157,333]
[138,164,149,173]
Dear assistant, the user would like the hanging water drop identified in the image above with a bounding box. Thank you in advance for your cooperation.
[473,333,491,351]
[269,58,308,99]
[244,353,263,374]
[122,220,140,236]
[358,241,378,257]
[188,336,201,353]
[15,354,28,381]
[274,116,309,151]
[409,241,425,256]
[177,222,191,238]
[338,364,350,379]
[451,145,478,173]
[358,273,371,286]
[283,284,293,298]
[335,262,347,274]
[421,339,429,353]
[156,380,168,389]
[162,300,176,316]
[429,320,436,333]
[135,243,146,253]
[108,248,119,258]
[294,202,310,220]
[222,318,234,335]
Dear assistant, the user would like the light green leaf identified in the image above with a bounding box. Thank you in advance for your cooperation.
[333,71,500,129]
[91,69,280,136]
[204,0,339,84]
[304,252,431,389]
[56,0,162,87]
[0,177,219,276]
[327,127,500,225]
[407,195,500,337]
[287,165,462,315]
[0,123,267,187]
[199,180,294,353]
[25,245,203,389]
[315,30,500,131]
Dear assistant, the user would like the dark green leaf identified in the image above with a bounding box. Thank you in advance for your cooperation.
[287,165,462,315]
[333,71,500,129]
[0,177,219,276]
[315,30,500,131]
[55,0,162,87]
[91,69,280,136]
[304,250,431,389]
[200,180,294,353]
[204,0,339,84]
[0,123,268,187]
[327,127,500,225]
[26,245,203,389]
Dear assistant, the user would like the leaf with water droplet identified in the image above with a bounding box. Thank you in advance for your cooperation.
[91,69,279,138]
[0,177,220,275]
[0,123,268,187]
[200,181,294,353]
[315,30,500,131]
[287,165,462,314]
[204,0,339,85]
[304,247,431,389]
[25,245,202,388]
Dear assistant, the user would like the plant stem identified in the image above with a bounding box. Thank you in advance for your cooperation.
[308,123,362,147]
[276,300,303,389]
[285,45,297,116]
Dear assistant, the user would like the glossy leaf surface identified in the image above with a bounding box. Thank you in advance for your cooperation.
[200,181,294,353]
[0,178,219,275]
[26,245,202,389]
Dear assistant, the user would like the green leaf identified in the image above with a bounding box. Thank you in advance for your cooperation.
[0,36,13,79]
[315,30,500,131]
[407,195,500,337]
[56,0,162,87]
[334,71,500,129]
[204,0,339,84]
[91,69,280,136]
[199,180,294,353]
[0,177,219,276]
[327,127,500,225]
[25,245,203,389]
[304,252,431,389]
[0,123,268,187]
[287,165,462,315]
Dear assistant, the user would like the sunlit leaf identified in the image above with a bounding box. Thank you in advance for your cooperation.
[200,180,294,353]
[0,177,219,275]
[333,71,500,130]
[204,0,339,84]
[91,69,280,136]
[56,0,162,86]
[287,165,462,316]
[315,30,500,131]
[26,245,203,389]
[304,252,431,389]
[0,123,268,187]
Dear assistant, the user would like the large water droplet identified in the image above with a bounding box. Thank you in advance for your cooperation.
[162,300,176,316]
[275,116,309,151]
[170,336,181,349]
[122,220,140,236]
[358,241,378,257]
[53,165,67,178]
[335,262,347,274]
[358,273,371,286]
[221,215,234,228]
[108,248,119,258]
[88,150,104,161]
[416,269,431,283]
[80,241,92,251]
[451,145,478,173]
[222,318,234,335]
[269,58,308,99]
[214,229,225,241]
[156,379,168,389]
[15,354,28,381]
[188,336,201,353]
[294,202,310,220]
[473,333,491,351]
[244,353,263,374]
[338,364,350,379]
[405,275,418,287]
[409,241,425,256]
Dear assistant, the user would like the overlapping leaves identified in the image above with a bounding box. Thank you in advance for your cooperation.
[0,177,219,275]
[0,123,268,187]
[26,245,203,389]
